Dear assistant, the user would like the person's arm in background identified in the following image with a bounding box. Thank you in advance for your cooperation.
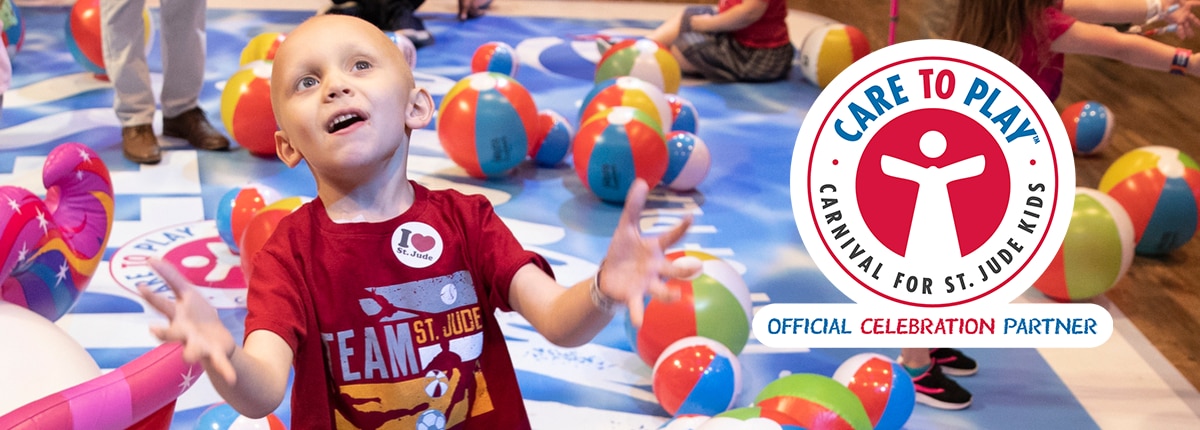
[1052,20,1200,76]
[1064,0,1200,38]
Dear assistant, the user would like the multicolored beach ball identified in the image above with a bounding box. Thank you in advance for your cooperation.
[832,353,915,430]
[2,3,23,57]
[220,62,277,157]
[240,196,310,281]
[595,38,682,94]
[195,402,286,430]
[665,93,699,134]
[573,106,668,203]
[580,76,673,132]
[437,72,539,178]
[1034,188,1135,301]
[626,250,752,367]
[529,109,574,167]
[798,23,870,89]
[662,131,711,191]
[66,0,152,76]
[653,336,743,417]
[239,32,286,66]
[1099,145,1200,255]
[754,373,873,430]
[216,184,282,255]
[471,41,519,76]
[1061,100,1114,156]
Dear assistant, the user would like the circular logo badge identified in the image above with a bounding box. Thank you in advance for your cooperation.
[392,221,443,268]
[110,220,249,308]
[791,40,1074,307]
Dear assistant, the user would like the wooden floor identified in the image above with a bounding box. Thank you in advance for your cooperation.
[786,0,1200,391]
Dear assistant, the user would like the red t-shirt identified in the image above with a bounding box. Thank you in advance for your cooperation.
[245,182,552,429]
[1020,5,1077,101]
[719,0,791,49]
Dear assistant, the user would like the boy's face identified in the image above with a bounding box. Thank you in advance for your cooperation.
[270,16,431,176]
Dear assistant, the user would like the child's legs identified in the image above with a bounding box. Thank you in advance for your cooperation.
[900,347,931,368]
[648,9,685,46]
[669,45,699,74]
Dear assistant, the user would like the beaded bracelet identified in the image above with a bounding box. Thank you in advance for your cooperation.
[590,261,619,314]
[1172,48,1192,75]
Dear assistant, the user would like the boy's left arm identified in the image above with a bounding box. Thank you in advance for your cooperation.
[1065,0,1199,38]
[690,0,770,34]
[508,180,699,347]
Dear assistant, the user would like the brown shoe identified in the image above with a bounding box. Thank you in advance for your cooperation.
[163,107,231,151]
[121,124,162,164]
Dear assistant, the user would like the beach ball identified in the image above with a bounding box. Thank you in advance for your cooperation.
[698,408,786,430]
[2,3,23,57]
[239,196,309,280]
[1034,188,1135,301]
[595,38,682,94]
[754,373,872,430]
[216,184,282,255]
[195,402,286,430]
[220,62,277,157]
[665,93,699,134]
[387,31,418,68]
[580,76,672,132]
[832,353,915,430]
[660,414,712,430]
[1099,145,1200,255]
[626,250,752,367]
[437,72,539,178]
[1061,100,1114,155]
[798,23,870,89]
[0,302,102,418]
[653,336,743,417]
[66,0,153,77]
[529,109,574,167]
[239,32,285,66]
[662,131,711,191]
[573,106,668,203]
[471,41,518,77]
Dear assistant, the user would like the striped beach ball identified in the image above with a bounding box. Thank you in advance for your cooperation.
[798,23,870,89]
[216,184,282,255]
[662,131,711,191]
[1034,188,1135,301]
[653,336,743,417]
[66,0,152,76]
[529,109,575,167]
[1061,100,1114,156]
[665,93,699,134]
[699,407,787,430]
[472,41,519,77]
[195,402,286,430]
[220,61,277,157]
[2,3,23,57]
[1099,145,1200,255]
[437,72,539,178]
[832,353,915,430]
[626,250,752,367]
[595,38,682,94]
[573,106,668,203]
[240,196,310,281]
[239,32,286,66]
[754,373,873,430]
[580,76,672,132]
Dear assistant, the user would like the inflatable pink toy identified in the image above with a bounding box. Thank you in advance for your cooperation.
[1,143,114,321]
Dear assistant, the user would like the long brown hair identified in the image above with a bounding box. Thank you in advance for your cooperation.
[949,0,1056,65]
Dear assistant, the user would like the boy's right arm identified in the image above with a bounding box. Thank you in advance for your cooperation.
[143,259,294,419]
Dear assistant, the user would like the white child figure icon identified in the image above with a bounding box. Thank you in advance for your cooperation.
[880,130,985,260]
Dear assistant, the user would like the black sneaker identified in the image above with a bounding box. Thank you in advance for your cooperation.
[912,365,973,410]
[384,2,434,47]
[931,348,978,376]
[324,1,384,26]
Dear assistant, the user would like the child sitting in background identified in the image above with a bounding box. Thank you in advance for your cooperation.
[646,0,795,82]
[950,0,1200,101]
[140,14,698,429]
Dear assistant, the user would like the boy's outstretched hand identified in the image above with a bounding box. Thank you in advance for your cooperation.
[599,179,702,328]
[140,259,238,385]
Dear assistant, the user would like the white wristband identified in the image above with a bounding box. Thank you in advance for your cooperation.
[590,261,619,314]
